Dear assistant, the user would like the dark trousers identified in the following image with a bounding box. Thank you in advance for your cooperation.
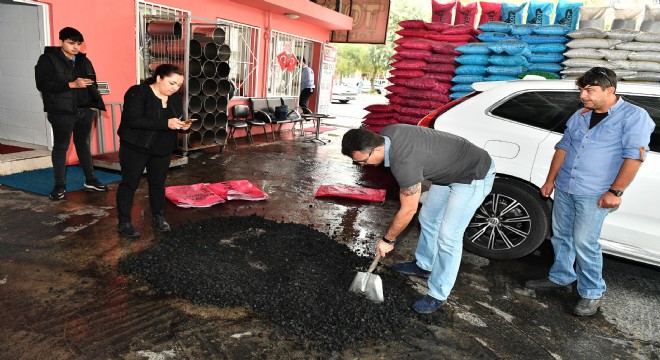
[299,88,313,113]
[116,144,171,224]
[47,109,96,186]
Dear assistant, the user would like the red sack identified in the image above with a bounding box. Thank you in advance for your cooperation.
[396,29,435,38]
[165,183,226,208]
[364,111,393,119]
[479,2,502,25]
[424,22,452,32]
[364,104,392,113]
[315,185,386,202]
[206,180,269,201]
[388,77,409,86]
[392,54,404,61]
[441,24,479,35]
[390,69,425,78]
[387,95,404,104]
[362,117,398,126]
[386,85,407,94]
[454,2,479,28]
[399,90,451,102]
[426,54,458,64]
[397,49,433,60]
[432,0,456,25]
[424,63,457,74]
[391,59,426,70]
[426,33,474,42]
[398,19,426,29]
[396,114,423,125]
[426,72,454,82]
[399,98,446,110]
[431,42,461,55]
[396,106,434,117]
[395,38,434,50]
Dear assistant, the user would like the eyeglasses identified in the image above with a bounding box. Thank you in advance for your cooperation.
[587,67,612,88]
[353,148,374,165]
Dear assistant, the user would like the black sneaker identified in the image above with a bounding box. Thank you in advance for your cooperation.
[49,185,66,200]
[118,223,140,238]
[84,179,109,192]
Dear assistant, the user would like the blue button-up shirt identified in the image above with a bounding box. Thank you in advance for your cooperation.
[555,96,655,195]
[301,66,315,89]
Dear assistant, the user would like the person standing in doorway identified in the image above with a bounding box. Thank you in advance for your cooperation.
[525,67,655,316]
[115,64,190,238]
[341,125,495,314]
[299,57,315,113]
[35,27,108,200]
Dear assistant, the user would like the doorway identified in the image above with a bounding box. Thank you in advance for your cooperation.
[0,0,50,148]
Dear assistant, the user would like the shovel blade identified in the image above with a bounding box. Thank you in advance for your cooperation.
[349,271,384,303]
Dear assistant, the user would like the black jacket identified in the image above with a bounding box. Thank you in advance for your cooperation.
[117,83,184,150]
[34,46,105,114]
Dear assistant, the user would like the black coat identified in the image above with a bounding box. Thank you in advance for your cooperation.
[34,46,105,114]
[117,83,184,150]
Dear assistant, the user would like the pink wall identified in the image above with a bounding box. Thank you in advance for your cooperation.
[37,0,335,163]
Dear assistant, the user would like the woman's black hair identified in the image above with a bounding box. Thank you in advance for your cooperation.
[59,27,84,42]
[144,64,184,85]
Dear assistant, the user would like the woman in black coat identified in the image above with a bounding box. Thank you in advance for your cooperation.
[115,64,190,237]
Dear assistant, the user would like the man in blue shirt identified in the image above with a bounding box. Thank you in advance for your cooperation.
[526,67,655,316]
[299,58,315,113]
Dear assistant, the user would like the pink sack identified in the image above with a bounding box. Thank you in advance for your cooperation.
[364,104,392,113]
[165,183,226,208]
[431,42,462,55]
[391,59,427,70]
[426,72,454,82]
[397,49,433,60]
[432,0,456,25]
[398,19,426,29]
[395,38,434,50]
[399,98,446,110]
[392,54,404,61]
[424,63,457,73]
[390,69,426,78]
[441,24,479,35]
[454,2,479,28]
[364,111,393,119]
[426,33,474,42]
[396,106,434,117]
[396,29,435,38]
[386,85,407,94]
[426,54,458,64]
[362,117,398,126]
[207,180,269,201]
[479,2,502,25]
[424,22,452,32]
[399,90,451,102]
[315,185,386,202]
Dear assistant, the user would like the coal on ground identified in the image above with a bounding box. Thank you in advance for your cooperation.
[119,215,418,352]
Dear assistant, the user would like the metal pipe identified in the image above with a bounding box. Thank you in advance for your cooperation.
[215,96,228,112]
[189,112,203,131]
[216,62,230,78]
[189,39,202,58]
[188,77,201,96]
[202,112,216,130]
[189,58,202,77]
[202,78,218,96]
[215,111,228,129]
[215,127,228,145]
[193,26,226,45]
[217,79,231,96]
[202,96,217,113]
[202,60,216,78]
[188,130,203,148]
[202,129,216,145]
[148,42,168,57]
[188,95,202,113]
[203,42,218,60]
[218,44,231,61]
[147,21,182,38]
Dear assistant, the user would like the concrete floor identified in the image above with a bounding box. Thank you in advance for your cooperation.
[1,124,658,359]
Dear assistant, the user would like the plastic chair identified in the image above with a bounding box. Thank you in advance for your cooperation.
[232,104,269,144]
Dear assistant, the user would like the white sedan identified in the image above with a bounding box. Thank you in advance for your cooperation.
[332,84,358,104]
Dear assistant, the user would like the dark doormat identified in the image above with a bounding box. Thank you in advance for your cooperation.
[120,215,417,353]
[0,143,33,155]
[0,165,122,196]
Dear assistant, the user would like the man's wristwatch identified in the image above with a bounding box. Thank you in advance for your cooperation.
[381,236,396,245]
[608,188,624,197]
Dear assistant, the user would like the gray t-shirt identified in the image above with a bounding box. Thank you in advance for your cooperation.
[381,124,491,188]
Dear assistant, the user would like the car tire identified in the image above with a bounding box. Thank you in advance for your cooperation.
[463,178,551,260]
[339,100,349,104]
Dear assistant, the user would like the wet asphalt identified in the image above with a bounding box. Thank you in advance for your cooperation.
[1,103,659,359]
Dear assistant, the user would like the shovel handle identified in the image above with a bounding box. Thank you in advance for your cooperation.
[367,253,381,273]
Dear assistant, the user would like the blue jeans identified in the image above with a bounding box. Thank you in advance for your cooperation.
[548,188,610,299]
[415,161,495,301]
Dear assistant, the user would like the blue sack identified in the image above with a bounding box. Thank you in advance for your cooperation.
[502,3,526,24]
[455,54,491,65]
[527,1,555,25]
[478,21,512,33]
[532,24,571,35]
[450,84,475,92]
[486,75,520,81]
[527,62,564,72]
[452,75,486,84]
[521,34,569,44]
[488,40,531,56]
[511,24,538,36]
[455,65,488,75]
[555,0,581,31]
[477,32,519,42]
[488,54,530,66]
[529,43,567,53]
[450,91,473,99]
[486,65,528,76]
[526,52,565,63]
[456,43,493,55]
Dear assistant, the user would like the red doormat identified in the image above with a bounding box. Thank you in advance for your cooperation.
[0,143,33,155]
[304,126,337,133]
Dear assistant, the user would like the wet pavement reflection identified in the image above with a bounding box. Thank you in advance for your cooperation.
[1,127,658,359]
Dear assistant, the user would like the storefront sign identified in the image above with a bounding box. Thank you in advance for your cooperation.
[329,0,391,44]
[317,44,337,114]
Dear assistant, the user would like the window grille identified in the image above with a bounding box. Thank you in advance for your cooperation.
[215,18,259,98]
[267,31,313,97]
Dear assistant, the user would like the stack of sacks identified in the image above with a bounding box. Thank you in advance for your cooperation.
[362,19,479,132]
[562,27,660,81]
[521,24,570,78]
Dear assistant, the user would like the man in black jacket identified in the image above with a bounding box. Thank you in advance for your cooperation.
[35,27,108,200]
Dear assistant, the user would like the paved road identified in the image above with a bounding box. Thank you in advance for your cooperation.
[326,93,389,129]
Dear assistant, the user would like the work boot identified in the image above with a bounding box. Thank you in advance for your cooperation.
[391,261,431,278]
[525,278,572,293]
[118,223,140,238]
[84,178,109,192]
[574,298,602,316]
[152,215,171,232]
[412,295,446,314]
[49,185,66,200]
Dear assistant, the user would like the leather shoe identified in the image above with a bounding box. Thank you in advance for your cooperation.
[525,278,572,293]
[574,297,602,316]
[391,261,431,278]
[118,223,140,238]
[152,215,171,232]
[412,295,447,314]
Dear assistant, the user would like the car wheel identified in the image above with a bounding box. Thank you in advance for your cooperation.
[463,178,551,260]
[339,100,349,104]
[376,89,382,94]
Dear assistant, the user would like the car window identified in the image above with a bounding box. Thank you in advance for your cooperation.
[619,95,660,153]
[490,91,581,132]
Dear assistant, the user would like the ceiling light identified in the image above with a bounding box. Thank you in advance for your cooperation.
[284,13,300,20]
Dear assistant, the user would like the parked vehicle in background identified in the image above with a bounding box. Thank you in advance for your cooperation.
[358,79,371,93]
[418,79,660,267]
[373,79,390,94]
[331,83,358,104]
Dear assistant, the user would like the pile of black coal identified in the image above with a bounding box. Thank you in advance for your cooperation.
[119,215,416,352]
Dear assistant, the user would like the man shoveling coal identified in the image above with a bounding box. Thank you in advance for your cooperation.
[342,125,495,313]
